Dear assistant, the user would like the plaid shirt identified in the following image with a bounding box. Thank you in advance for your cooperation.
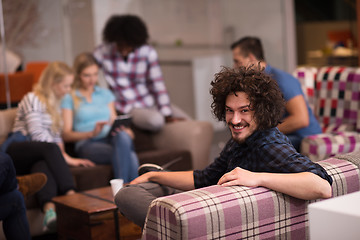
[94,44,172,116]
[194,127,333,188]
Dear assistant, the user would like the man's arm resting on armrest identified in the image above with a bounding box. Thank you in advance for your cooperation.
[218,167,332,200]
[130,171,195,191]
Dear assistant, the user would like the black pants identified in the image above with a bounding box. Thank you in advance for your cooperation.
[6,142,75,209]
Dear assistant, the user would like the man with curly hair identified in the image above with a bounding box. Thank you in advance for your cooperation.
[231,36,322,151]
[115,66,332,228]
[93,15,176,131]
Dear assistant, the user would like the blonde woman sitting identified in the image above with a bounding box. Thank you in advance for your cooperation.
[1,62,94,232]
[61,52,139,183]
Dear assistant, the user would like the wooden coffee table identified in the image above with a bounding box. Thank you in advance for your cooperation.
[53,186,142,240]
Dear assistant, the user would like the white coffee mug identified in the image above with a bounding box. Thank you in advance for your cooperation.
[110,179,124,196]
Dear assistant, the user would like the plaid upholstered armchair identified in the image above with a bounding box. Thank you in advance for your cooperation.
[294,66,360,162]
[142,155,360,239]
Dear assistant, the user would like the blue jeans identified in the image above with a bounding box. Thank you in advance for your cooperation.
[76,131,139,183]
[0,152,30,239]
[0,190,30,240]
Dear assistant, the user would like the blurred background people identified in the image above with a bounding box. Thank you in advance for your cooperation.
[1,62,94,232]
[93,14,179,132]
[0,151,47,239]
[61,52,139,183]
[0,152,46,240]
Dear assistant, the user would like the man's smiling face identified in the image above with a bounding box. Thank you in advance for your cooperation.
[225,92,258,144]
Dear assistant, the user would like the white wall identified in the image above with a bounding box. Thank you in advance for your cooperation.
[89,0,297,126]
[8,0,296,72]
[18,0,66,64]
[91,0,296,72]
[5,0,95,66]
[221,0,296,72]
[5,0,296,122]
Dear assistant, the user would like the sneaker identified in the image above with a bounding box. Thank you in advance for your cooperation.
[17,173,47,199]
[43,208,57,232]
[138,163,164,176]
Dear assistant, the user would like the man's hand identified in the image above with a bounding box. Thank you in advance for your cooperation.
[129,171,195,191]
[129,172,153,185]
[218,167,332,200]
[217,167,260,187]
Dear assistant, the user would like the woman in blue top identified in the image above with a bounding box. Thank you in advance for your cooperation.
[61,52,139,183]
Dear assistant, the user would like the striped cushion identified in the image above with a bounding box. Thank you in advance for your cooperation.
[356,67,360,132]
[301,132,360,162]
[142,158,360,240]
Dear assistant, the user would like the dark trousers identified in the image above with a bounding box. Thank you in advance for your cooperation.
[114,182,182,228]
[0,152,30,240]
[6,142,75,209]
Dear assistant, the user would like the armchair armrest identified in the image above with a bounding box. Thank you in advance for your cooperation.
[143,158,360,239]
[300,132,360,162]
[144,185,307,239]
[152,120,213,170]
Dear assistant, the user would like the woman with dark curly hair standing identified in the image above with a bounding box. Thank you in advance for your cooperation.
[93,15,180,132]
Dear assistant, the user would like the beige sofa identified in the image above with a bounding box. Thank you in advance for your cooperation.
[0,107,214,237]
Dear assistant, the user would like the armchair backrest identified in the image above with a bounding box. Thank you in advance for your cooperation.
[0,73,34,105]
[314,66,360,133]
[294,66,360,133]
[293,66,317,112]
[25,61,48,83]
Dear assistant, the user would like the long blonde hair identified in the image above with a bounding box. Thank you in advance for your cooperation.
[33,61,73,132]
[71,52,99,109]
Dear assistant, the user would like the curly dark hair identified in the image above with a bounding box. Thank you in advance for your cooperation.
[103,15,149,48]
[210,66,285,131]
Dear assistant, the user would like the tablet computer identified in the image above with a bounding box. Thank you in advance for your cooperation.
[107,115,132,137]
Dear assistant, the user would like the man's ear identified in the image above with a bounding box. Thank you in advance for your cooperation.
[248,53,258,62]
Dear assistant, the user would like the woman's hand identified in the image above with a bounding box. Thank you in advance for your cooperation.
[92,121,108,138]
[110,126,135,139]
[120,126,135,139]
[66,156,95,167]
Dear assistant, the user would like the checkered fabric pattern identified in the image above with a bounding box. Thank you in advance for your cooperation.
[142,158,360,240]
[293,67,317,112]
[314,66,360,133]
[93,44,172,116]
[301,132,360,162]
[294,66,360,162]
